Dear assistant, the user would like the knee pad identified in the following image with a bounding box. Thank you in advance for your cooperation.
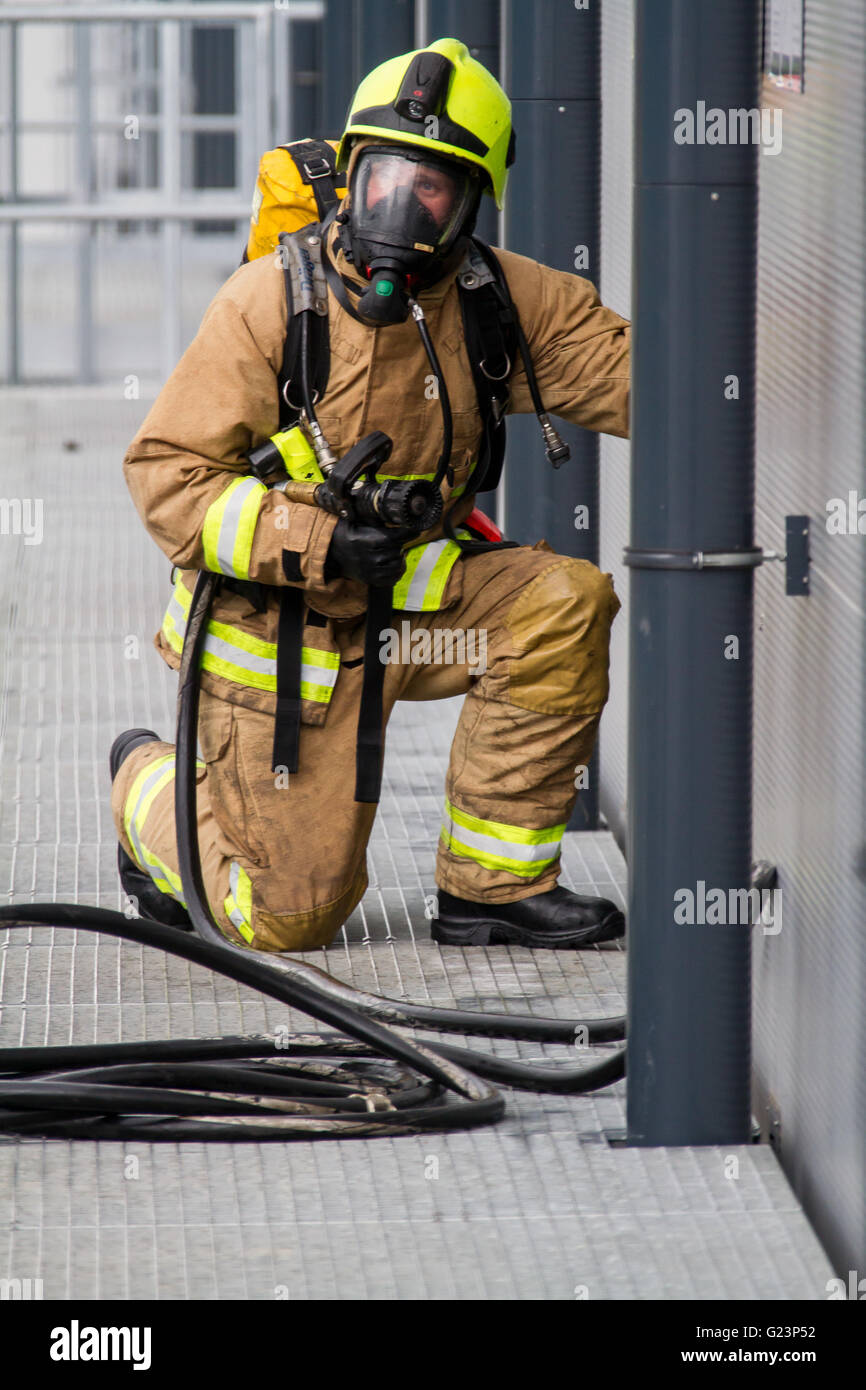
[248,869,369,953]
[505,559,620,716]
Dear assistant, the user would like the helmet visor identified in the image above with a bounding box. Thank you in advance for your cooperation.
[350,146,477,255]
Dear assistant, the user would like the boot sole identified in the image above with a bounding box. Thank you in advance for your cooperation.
[431,908,625,950]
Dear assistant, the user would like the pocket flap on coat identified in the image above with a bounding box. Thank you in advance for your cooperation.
[198,698,233,763]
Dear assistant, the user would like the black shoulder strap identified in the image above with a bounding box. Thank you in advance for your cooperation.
[354,588,391,803]
[456,238,519,496]
[271,582,305,775]
[277,228,331,431]
[282,139,342,221]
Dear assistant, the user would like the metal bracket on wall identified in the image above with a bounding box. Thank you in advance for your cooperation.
[622,515,811,596]
[783,514,810,596]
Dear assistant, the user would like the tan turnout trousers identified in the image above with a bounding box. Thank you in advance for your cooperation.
[111,542,620,952]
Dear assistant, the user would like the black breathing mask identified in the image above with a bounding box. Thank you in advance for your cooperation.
[342,145,480,325]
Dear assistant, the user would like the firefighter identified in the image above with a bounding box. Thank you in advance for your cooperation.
[110,38,630,953]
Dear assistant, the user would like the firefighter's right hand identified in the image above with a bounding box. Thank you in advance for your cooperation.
[324,516,408,588]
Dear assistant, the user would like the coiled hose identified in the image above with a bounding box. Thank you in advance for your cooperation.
[0,572,625,1140]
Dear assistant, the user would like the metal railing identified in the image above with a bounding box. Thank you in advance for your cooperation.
[0,1,324,383]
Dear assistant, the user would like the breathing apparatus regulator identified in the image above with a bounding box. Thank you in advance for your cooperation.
[0,41,618,1143]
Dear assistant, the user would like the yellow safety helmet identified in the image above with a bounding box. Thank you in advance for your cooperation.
[336,37,515,209]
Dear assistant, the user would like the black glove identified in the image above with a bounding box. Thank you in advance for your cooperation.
[324,516,408,588]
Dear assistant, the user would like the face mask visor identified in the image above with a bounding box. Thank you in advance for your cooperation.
[349,146,478,269]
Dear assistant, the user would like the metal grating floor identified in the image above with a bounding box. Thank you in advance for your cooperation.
[0,393,835,1299]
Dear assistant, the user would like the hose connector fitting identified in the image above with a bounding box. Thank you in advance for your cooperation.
[539,412,570,468]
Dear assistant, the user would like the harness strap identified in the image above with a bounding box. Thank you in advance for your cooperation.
[277,230,331,431]
[457,238,518,496]
[271,580,305,775]
[283,138,342,221]
[355,587,392,803]
[319,208,376,326]
[442,510,518,558]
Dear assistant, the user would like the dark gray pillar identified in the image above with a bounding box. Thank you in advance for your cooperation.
[292,20,323,138]
[427,0,500,243]
[427,0,498,72]
[321,1,361,136]
[357,0,415,73]
[322,1,415,137]
[502,0,600,829]
[626,0,760,1145]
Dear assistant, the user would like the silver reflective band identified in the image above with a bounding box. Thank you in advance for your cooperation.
[227,862,247,929]
[400,539,452,610]
[442,813,561,864]
[303,662,338,689]
[203,476,264,579]
[164,581,339,698]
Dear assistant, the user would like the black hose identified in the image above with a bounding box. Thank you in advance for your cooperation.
[0,904,503,1139]
[0,902,624,1137]
[298,303,318,432]
[409,297,453,491]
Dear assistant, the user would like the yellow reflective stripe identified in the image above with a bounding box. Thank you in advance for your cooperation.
[124,755,174,854]
[160,576,338,701]
[162,608,184,657]
[200,648,275,693]
[441,797,565,878]
[202,475,266,580]
[207,617,275,662]
[225,861,255,943]
[200,643,337,699]
[391,545,426,608]
[374,472,436,482]
[298,648,339,704]
[445,797,567,846]
[224,891,254,942]
[234,861,253,920]
[123,754,192,905]
[140,850,186,902]
[374,464,477,495]
[303,647,339,670]
[438,830,553,878]
[231,480,265,579]
[174,577,192,613]
[300,680,334,703]
[423,540,462,609]
[393,539,463,611]
[450,460,477,500]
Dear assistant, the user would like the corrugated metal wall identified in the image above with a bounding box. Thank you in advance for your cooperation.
[598,0,866,1275]
[751,0,866,1277]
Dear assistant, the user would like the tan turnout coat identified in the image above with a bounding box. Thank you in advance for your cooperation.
[123,218,630,714]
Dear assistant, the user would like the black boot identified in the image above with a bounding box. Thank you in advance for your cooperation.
[431,884,625,949]
[109,729,193,931]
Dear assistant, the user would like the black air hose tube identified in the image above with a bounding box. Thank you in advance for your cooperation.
[408,297,453,491]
